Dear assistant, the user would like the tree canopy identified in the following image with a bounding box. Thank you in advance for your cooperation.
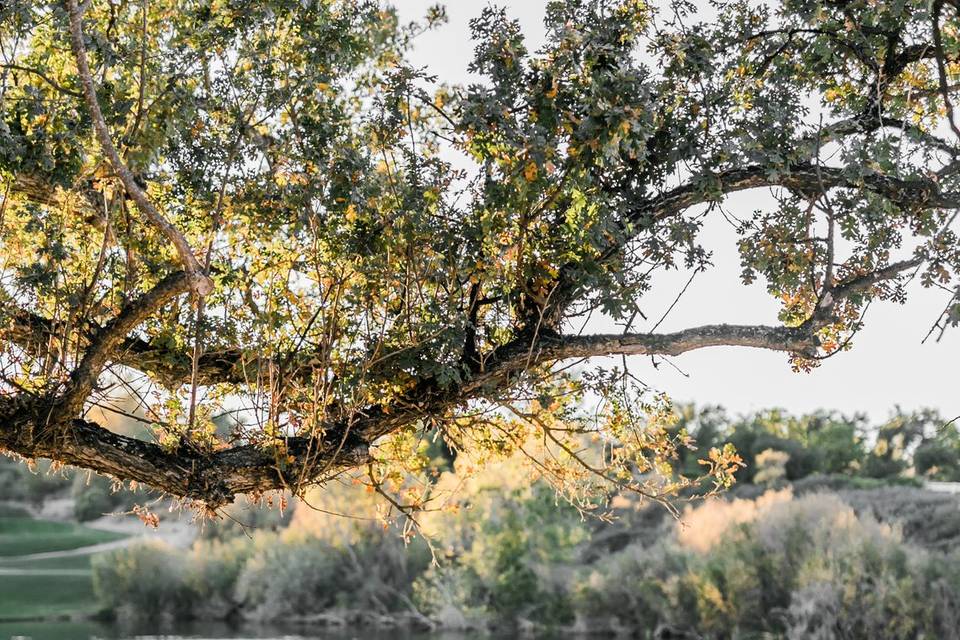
[0,0,958,512]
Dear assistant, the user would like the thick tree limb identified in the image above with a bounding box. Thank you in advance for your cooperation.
[52,272,194,422]
[0,416,370,507]
[0,246,919,505]
[65,0,213,297]
[531,324,818,361]
[0,316,817,505]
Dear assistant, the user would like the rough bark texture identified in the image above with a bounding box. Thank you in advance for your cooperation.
[0,317,822,507]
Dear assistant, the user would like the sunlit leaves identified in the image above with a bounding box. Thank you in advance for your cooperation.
[0,0,958,512]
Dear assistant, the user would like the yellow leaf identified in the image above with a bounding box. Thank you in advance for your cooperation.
[345,204,358,222]
[524,161,538,182]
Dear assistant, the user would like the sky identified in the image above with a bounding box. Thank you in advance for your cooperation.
[394,1,959,423]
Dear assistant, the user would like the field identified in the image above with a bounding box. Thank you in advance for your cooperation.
[0,517,127,557]
[0,514,128,621]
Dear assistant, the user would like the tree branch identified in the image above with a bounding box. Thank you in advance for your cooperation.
[0,63,84,97]
[0,417,370,507]
[65,0,212,296]
[632,164,960,228]
[52,271,194,422]
[532,324,819,361]
[0,246,917,506]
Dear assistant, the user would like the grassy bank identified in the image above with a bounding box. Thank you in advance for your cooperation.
[0,513,127,621]
[0,517,126,557]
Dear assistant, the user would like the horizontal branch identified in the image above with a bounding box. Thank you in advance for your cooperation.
[0,416,370,507]
[0,316,822,505]
[0,63,84,98]
[634,164,960,227]
[534,324,818,361]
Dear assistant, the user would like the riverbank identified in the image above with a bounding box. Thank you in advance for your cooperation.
[0,504,196,624]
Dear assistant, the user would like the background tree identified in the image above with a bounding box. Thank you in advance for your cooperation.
[0,0,958,511]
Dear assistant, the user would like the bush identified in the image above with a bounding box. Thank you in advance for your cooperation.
[572,491,960,638]
[184,537,255,619]
[573,541,695,633]
[72,477,116,522]
[0,457,71,505]
[92,541,190,622]
[414,461,585,629]
[233,535,342,620]
[72,473,144,522]
[233,525,429,621]
[915,439,960,481]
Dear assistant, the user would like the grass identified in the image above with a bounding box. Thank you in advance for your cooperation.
[0,514,129,621]
[0,573,101,620]
[0,517,126,557]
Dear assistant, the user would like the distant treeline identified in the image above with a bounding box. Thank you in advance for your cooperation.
[669,405,960,484]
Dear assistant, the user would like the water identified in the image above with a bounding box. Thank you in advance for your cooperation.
[0,620,489,640]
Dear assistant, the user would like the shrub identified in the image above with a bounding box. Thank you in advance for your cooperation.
[184,537,255,619]
[0,458,71,505]
[72,472,144,521]
[414,459,585,628]
[233,535,342,620]
[572,491,960,638]
[92,541,190,622]
[72,477,116,522]
[915,439,960,481]
[753,448,789,486]
[572,540,695,633]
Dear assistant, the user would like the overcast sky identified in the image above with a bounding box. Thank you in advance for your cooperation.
[395,1,959,423]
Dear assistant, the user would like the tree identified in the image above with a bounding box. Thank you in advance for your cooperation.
[0,0,958,511]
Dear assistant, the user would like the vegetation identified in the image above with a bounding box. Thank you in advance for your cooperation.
[1,437,150,521]
[668,405,960,485]
[0,0,957,517]
[0,572,101,621]
[0,458,71,506]
[0,516,125,556]
[0,512,127,621]
[572,492,960,639]
[87,405,960,637]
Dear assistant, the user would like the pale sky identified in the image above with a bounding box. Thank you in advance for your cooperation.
[395,1,959,423]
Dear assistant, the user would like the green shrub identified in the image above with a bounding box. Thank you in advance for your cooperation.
[72,473,143,522]
[915,439,960,481]
[72,478,116,522]
[572,491,960,638]
[573,541,694,632]
[233,535,342,620]
[0,458,71,505]
[415,468,584,628]
[92,541,190,621]
[184,537,255,619]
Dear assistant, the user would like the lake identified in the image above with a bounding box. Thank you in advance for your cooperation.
[0,620,495,640]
